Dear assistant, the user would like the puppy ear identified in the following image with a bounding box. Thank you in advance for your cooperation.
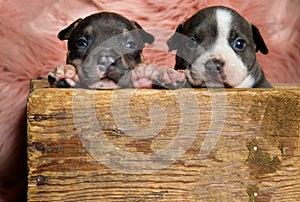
[167,23,184,52]
[132,21,155,44]
[251,24,269,55]
[57,18,83,41]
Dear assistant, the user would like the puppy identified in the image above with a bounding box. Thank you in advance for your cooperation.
[49,12,185,89]
[167,6,272,88]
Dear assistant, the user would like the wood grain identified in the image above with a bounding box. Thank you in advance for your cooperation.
[27,79,300,201]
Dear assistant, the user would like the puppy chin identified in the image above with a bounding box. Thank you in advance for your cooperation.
[87,78,118,89]
[81,70,119,89]
[85,67,116,88]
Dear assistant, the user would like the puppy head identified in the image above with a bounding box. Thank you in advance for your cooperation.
[58,12,154,88]
[167,6,268,88]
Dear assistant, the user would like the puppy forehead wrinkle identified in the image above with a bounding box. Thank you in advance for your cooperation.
[216,9,232,38]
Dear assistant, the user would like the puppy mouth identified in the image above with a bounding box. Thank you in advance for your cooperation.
[90,64,118,89]
[86,60,120,89]
[97,55,120,80]
[99,75,116,83]
[89,74,118,89]
[88,79,117,89]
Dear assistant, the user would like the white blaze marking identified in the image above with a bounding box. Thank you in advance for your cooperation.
[216,9,232,39]
[214,9,249,87]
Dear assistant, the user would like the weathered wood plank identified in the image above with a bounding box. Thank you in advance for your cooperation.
[27,79,300,201]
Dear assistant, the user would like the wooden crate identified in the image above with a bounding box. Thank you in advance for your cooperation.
[27,79,300,201]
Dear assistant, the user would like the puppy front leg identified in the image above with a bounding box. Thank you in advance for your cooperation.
[130,64,186,89]
[48,64,79,88]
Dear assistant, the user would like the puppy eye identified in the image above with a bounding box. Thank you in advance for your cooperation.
[233,38,246,51]
[125,40,137,50]
[186,37,199,49]
[76,38,88,48]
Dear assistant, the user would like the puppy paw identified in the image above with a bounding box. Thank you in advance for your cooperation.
[131,64,186,89]
[154,68,186,89]
[48,64,79,88]
[131,64,158,88]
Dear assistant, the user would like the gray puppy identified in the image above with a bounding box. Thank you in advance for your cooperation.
[49,12,185,89]
[167,6,272,88]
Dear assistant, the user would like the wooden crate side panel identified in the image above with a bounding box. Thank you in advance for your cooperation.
[27,88,300,201]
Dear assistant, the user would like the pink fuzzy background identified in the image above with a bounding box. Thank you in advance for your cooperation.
[0,0,299,201]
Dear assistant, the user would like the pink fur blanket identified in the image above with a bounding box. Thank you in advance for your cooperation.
[0,0,299,201]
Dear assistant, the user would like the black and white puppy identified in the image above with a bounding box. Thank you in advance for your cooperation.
[49,12,185,89]
[167,6,272,88]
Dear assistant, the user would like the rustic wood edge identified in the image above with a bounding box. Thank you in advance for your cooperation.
[30,78,300,92]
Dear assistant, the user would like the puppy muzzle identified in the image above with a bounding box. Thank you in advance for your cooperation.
[204,59,225,75]
[98,56,116,71]
[96,48,121,78]
[204,59,226,80]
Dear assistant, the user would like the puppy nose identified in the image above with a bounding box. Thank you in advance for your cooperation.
[205,59,225,72]
[98,56,115,68]
[97,48,117,71]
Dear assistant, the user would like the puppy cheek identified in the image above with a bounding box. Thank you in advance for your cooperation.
[214,44,248,87]
[223,63,248,87]
[187,56,208,86]
[68,58,83,68]
[121,56,130,68]
[140,54,144,63]
[112,67,129,82]
[77,64,104,85]
[123,54,141,71]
